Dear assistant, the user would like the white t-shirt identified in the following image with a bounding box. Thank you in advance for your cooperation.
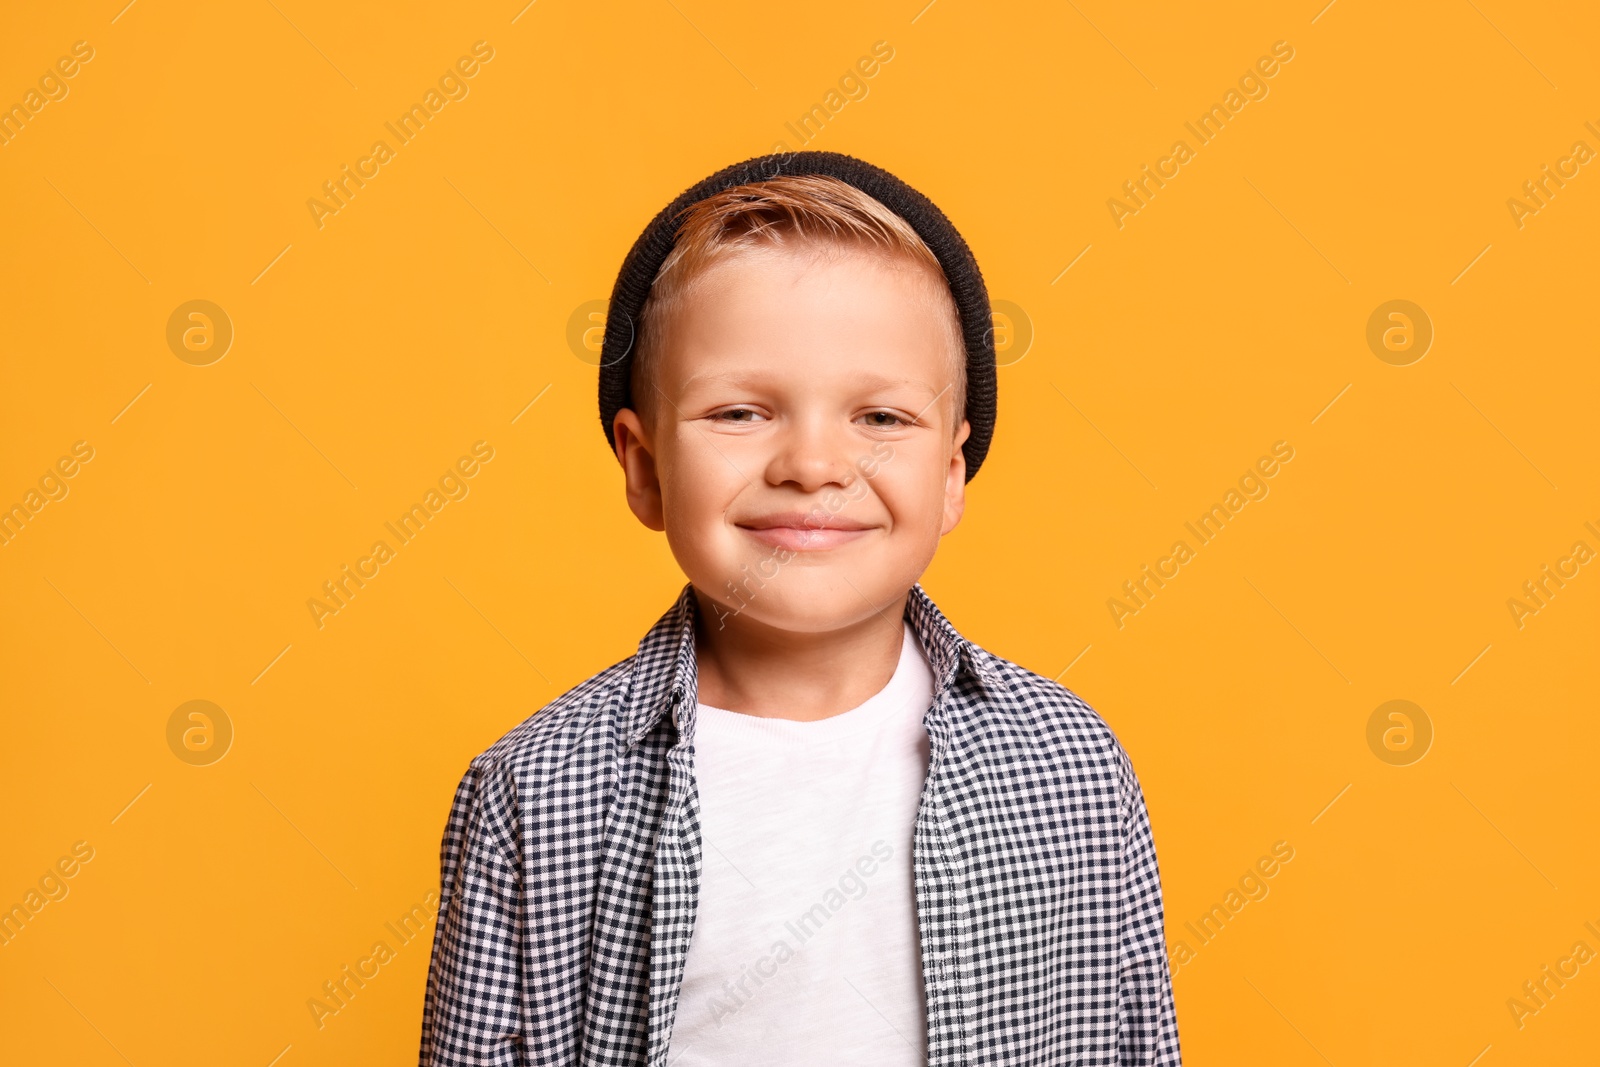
[665,619,935,1067]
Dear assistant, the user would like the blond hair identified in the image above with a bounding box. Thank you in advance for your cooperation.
[628,174,966,434]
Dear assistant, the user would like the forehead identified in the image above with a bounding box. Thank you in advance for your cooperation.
[659,243,960,390]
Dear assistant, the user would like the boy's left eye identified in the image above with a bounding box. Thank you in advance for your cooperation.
[859,411,907,428]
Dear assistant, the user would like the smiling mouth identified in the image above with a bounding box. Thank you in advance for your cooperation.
[734,523,874,551]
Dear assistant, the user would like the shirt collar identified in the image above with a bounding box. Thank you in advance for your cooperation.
[622,580,996,750]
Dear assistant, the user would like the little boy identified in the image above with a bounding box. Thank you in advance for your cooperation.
[419,151,1181,1066]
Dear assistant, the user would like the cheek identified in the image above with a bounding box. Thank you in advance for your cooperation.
[671,426,753,485]
[869,451,946,533]
[658,432,744,543]
[661,467,721,540]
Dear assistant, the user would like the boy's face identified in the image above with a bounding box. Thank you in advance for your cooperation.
[612,242,972,634]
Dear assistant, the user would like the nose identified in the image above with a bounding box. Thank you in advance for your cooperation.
[762,410,858,494]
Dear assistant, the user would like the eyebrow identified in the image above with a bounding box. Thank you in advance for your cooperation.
[678,370,931,391]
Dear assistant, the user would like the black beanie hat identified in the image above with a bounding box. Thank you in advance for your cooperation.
[597,149,997,483]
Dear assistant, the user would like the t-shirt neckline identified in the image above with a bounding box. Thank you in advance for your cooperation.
[693,620,929,743]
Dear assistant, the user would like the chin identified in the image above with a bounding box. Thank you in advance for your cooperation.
[696,565,910,633]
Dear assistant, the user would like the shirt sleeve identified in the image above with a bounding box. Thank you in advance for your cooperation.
[1114,741,1183,1065]
[419,756,526,1067]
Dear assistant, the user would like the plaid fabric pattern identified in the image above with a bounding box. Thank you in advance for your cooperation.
[419,581,1182,1065]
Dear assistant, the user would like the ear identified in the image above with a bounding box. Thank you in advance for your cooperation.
[613,407,666,532]
[941,418,972,535]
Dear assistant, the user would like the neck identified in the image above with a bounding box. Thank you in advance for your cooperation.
[689,585,910,722]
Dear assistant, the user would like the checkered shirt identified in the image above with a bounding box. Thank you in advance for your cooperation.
[418,581,1182,1065]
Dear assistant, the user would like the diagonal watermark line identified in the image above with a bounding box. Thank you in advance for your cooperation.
[1310,383,1351,424]
[512,383,553,424]
[1451,643,1492,685]
[1243,576,1351,683]
[1449,382,1556,489]
[1450,781,1557,889]
[510,0,538,23]
[699,830,759,890]
[251,781,360,889]
[252,244,293,285]
[910,0,938,23]
[1049,382,1158,489]
[1464,1043,1492,1067]
[111,783,153,824]
[1051,243,1093,284]
[444,177,552,283]
[1309,0,1338,23]
[1462,0,1557,88]
[1064,0,1156,88]
[1310,782,1351,824]
[252,383,360,490]
[444,577,552,682]
[111,0,139,23]
[911,382,953,428]
[42,576,151,683]
[252,644,293,685]
[44,977,137,1065]
[44,177,151,284]
[111,383,152,424]
[1451,243,1492,285]
[839,572,903,637]
[844,974,916,1048]
[1243,976,1336,1064]
[263,0,358,88]
[1053,643,1093,681]
[264,1045,293,1067]
[1243,176,1350,285]
[660,0,758,89]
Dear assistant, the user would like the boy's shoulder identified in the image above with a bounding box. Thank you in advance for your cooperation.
[959,639,1132,772]
[465,586,700,774]
[900,582,1132,776]
[466,653,635,776]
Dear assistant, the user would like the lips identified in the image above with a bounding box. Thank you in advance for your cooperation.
[734,512,875,551]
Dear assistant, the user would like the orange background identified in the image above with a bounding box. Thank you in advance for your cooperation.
[3,1,1597,1064]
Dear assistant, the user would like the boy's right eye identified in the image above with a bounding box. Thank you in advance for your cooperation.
[711,407,765,423]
